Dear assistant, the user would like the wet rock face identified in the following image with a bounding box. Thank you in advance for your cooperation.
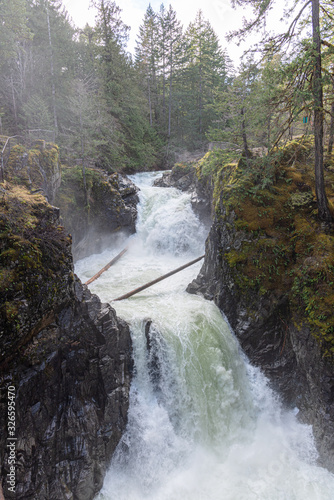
[0,188,73,364]
[0,190,133,499]
[145,320,163,392]
[187,200,334,473]
[56,169,140,261]
[154,165,213,224]
[6,143,140,261]
[288,323,334,472]
[1,279,132,500]
[6,141,61,204]
[90,173,139,235]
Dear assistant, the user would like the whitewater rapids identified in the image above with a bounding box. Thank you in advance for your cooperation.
[75,171,334,500]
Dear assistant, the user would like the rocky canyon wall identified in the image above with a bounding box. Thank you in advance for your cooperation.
[0,184,132,499]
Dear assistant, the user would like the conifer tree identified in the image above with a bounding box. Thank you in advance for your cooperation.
[0,0,31,133]
[135,5,159,127]
[91,0,130,112]
[156,4,183,138]
[229,0,333,223]
[164,5,183,138]
[183,11,229,146]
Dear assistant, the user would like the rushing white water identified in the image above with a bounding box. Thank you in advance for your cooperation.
[75,171,334,500]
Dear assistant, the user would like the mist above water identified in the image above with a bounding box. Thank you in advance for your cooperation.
[75,171,334,500]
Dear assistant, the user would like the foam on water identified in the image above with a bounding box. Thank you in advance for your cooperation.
[75,171,334,500]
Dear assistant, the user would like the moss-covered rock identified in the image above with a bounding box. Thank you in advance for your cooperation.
[0,181,132,499]
[0,183,72,362]
[55,167,139,260]
[5,142,61,203]
[188,137,334,471]
[192,138,334,353]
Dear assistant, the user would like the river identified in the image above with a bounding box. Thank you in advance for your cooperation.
[75,171,334,500]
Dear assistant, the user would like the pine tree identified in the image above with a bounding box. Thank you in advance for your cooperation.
[23,0,76,136]
[91,0,130,112]
[165,5,183,138]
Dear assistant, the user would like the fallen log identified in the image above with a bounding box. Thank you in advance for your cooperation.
[113,254,205,301]
[85,247,128,285]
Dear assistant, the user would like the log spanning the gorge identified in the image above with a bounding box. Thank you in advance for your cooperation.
[113,254,205,301]
[85,247,128,285]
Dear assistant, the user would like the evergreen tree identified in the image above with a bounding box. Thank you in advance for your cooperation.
[166,5,183,138]
[0,0,31,133]
[157,4,183,139]
[182,11,229,147]
[88,0,161,170]
[229,0,333,223]
[91,0,130,113]
[20,0,75,135]
[135,5,159,127]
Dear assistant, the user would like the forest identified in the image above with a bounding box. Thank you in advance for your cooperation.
[1,3,334,497]
[0,1,333,180]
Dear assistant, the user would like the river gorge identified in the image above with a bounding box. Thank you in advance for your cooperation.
[75,171,334,500]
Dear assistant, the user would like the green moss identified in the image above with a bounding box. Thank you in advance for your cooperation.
[39,144,59,174]
[4,301,19,321]
[55,165,126,240]
[274,136,315,165]
[7,145,26,171]
[6,142,60,193]
[172,162,194,176]
[224,249,247,267]
[207,137,334,356]
[0,183,72,349]
[197,149,238,179]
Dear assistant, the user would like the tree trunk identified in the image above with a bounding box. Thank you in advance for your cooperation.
[328,100,334,156]
[241,106,251,162]
[168,39,173,138]
[10,74,18,133]
[162,32,166,123]
[148,76,152,126]
[199,39,203,140]
[85,247,128,285]
[113,254,204,301]
[79,106,88,209]
[267,113,271,149]
[46,2,58,136]
[327,77,334,155]
[168,59,172,137]
[311,0,332,222]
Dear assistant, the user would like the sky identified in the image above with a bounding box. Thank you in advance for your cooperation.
[61,0,261,67]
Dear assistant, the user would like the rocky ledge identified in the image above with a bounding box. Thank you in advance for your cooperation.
[187,204,334,472]
[56,168,140,260]
[5,141,140,261]
[0,185,132,499]
[186,143,334,472]
[154,163,213,224]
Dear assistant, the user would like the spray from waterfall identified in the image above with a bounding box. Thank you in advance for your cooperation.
[75,171,334,500]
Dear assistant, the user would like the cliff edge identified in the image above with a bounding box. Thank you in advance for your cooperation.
[0,184,132,499]
[182,140,334,472]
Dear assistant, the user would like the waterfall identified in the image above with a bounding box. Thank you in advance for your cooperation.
[75,171,334,500]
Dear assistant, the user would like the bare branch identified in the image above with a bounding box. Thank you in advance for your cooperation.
[321,40,334,50]
[320,4,334,22]
[226,0,275,42]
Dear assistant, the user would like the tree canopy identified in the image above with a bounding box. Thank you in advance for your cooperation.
[0,0,333,187]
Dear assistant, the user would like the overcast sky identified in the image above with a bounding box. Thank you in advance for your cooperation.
[61,0,261,67]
